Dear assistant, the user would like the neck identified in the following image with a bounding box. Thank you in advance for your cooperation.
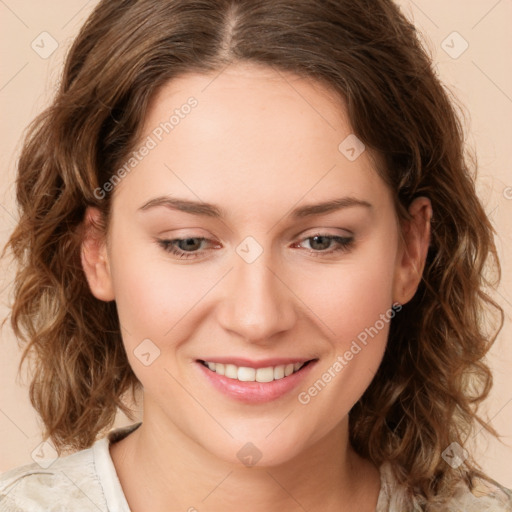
[110,407,381,512]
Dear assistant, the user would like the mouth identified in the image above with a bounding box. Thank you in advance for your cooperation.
[197,359,316,383]
[196,357,318,403]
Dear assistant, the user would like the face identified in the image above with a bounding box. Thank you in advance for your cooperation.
[82,62,430,467]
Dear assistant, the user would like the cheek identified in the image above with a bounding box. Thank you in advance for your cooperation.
[299,247,397,345]
[107,246,217,388]
[294,264,396,426]
[292,240,397,408]
[107,235,211,349]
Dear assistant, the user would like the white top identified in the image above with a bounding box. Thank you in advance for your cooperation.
[1,423,511,511]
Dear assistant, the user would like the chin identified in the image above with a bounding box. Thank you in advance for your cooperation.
[197,424,312,469]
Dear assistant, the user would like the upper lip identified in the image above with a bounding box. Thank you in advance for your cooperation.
[197,357,317,369]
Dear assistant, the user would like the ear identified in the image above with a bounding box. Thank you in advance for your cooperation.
[392,196,432,305]
[80,206,115,301]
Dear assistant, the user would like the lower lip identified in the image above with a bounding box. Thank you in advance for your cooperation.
[196,360,317,404]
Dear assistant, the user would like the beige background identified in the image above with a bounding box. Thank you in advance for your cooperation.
[0,0,511,486]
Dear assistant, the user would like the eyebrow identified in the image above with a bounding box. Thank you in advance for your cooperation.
[138,195,373,219]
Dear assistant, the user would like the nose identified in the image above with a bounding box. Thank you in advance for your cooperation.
[216,252,297,344]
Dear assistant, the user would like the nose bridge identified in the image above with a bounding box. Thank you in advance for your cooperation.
[217,248,296,342]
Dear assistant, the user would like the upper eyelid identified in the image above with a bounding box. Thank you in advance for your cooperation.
[159,232,354,253]
[158,225,354,240]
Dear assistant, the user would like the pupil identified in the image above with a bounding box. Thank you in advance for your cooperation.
[179,238,200,251]
[311,236,330,251]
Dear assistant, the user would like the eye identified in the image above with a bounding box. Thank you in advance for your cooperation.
[156,233,354,260]
[157,237,217,259]
[293,234,354,256]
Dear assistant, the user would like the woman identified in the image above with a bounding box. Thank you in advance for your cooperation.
[1,0,511,510]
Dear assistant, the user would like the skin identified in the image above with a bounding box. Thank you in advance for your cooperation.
[81,62,432,512]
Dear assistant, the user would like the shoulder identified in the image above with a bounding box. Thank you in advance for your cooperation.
[443,473,512,511]
[0,445,107,512]
[378,462,512,512]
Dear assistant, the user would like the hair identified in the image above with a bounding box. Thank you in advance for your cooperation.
[2,0,505,507]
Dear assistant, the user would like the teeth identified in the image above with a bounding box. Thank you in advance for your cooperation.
[225,364,238,379]
[274,365,285,380]
[203,361,308,382]
[284,363,294,376]
[238,366,256,381]
[254,367,274,383]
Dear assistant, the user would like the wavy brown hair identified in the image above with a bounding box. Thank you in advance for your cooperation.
[2,0,505,507]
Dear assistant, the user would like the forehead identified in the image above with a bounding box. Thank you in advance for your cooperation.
[113,62,390,220]
[144,62,350,149]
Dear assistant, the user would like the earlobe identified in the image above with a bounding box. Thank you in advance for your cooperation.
[392,196,432,305]
[80,207,115,301]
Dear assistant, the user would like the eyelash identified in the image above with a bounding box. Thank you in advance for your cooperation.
[156,234,354,260]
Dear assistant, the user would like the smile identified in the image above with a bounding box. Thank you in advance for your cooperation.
[199,360,312,382]
[196,358,318,403]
